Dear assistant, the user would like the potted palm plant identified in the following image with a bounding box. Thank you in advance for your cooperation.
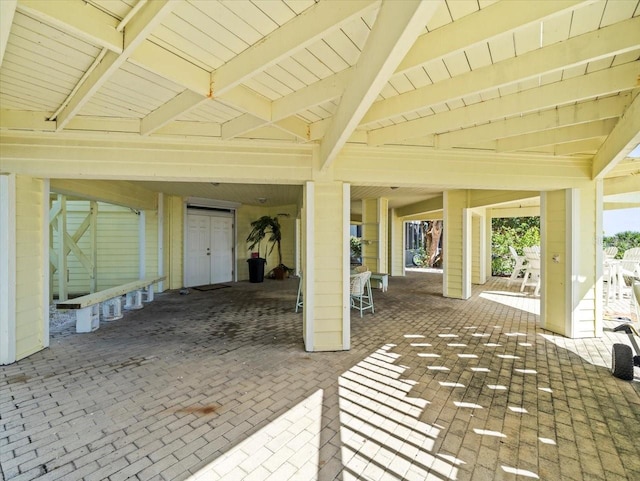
[246,215,291,280]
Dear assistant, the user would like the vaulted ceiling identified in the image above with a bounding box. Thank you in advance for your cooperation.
[1,0,639,209]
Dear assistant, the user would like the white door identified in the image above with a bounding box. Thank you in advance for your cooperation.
[186,214,211,287]
[186,212,234,287]
[211,217,233,283]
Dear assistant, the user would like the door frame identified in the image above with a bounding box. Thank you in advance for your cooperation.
[183,197,239,286]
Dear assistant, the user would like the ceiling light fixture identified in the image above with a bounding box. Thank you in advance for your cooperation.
[390,186,399,190]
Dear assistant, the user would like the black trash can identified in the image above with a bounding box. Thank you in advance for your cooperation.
[247,257,266,283]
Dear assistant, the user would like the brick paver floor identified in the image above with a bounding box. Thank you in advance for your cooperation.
[1,272,639,480]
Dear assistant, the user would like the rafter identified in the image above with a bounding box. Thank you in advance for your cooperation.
[0,0,17,67]
[554,138,605,156]
[436,94,630,149]
[362,16,640,127]
[396,0,591,76]
[497,119,618,152]
[211,0,378,97]
[141,90,206,136]
[592,92,640,179]
[53,0,176,130]
[368,62,640,146]
[319,0,441,170]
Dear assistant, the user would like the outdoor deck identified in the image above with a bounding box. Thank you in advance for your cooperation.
[1,272,639,481]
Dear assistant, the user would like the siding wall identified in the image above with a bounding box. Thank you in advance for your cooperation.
[51,202,159,295]
[15,175,46,361]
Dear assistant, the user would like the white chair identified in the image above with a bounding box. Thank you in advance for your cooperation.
[604,246,618,260]
[617,248,640,298]
[520,247,541,296]
[295,274,303,312]
[508,246,527,285]
[350,271,374,317]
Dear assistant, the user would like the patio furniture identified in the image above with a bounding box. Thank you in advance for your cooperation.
[604,246,618,259]
[295,274,303,312]
[508,246,527,285]
[520,247,541,296]
[350,271,374,317]
[616,248,640,299]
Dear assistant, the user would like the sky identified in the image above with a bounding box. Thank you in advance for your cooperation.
[603,207,640,236]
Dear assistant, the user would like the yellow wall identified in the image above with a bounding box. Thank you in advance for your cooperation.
[15,175,46,361]
[236,204,298,281]
[51,201,160,295]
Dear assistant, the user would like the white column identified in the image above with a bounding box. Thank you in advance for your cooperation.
[57,195,67,302]
[389,209,405,277]
[157,193,164,291]
[89,201,98,293]
[42,179,50,347]
[0,174,17,365]
[139,210,146,279]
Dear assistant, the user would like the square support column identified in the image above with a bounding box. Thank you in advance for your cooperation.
[443,190,472,299]
[361,198,389,273]
[1,175,49,364]
[389,208,405,277]
[541,182,603,338]
[302,181,350,352]
[472,209,487,285]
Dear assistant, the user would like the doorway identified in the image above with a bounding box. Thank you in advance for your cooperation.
[185,210,234,287]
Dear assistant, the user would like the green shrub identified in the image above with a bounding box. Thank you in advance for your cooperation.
[603,231,640,258]
[492,217,540,276]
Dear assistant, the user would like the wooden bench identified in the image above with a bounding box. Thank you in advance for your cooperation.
[56,276,166,333]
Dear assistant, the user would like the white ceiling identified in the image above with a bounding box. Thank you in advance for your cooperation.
[1,0,639,209]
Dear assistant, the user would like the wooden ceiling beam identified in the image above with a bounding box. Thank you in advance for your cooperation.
[368,62,640,146]
[592,92,640,179]
[319,0,441,170]
[363,16,640,127]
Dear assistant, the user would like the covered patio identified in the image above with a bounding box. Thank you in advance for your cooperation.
[1,273,638,480]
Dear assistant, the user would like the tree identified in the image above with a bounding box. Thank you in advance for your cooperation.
[492,217,540,276]
[603,231,640,258]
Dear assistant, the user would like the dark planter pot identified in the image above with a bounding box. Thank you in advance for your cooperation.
[247,258,266,283]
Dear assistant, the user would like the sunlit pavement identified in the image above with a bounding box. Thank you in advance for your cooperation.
[1,272,639,480]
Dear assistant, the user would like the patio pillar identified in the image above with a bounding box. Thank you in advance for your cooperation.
[541,181,603,338]
[443,190,472,299]
[389,208,405,276]
[361,198,389,273]
[0,174,49,364]
[302,180,350,352]
[471,209,488,285]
